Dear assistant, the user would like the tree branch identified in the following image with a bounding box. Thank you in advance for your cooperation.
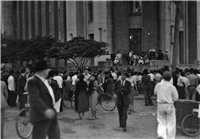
[83,57,90,68]
[68,59,78,69]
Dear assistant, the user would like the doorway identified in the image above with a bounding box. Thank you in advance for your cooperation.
[129,29,142,52]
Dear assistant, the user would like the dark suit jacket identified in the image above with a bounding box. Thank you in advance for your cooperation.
[27,75,57,123]
[115,80,131,106]
[142,75,152,90]
[17,74,26,95]
[49,79,61,102]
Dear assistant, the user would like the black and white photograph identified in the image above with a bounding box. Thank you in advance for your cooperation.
[1,0,200,139]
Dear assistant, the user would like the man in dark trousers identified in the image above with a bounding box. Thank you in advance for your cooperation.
[17,68,27,113]
[27,60,60,139]
[114,72,131,132]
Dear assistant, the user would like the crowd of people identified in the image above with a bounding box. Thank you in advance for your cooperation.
[110,49,169,66]
[1,60,200,139]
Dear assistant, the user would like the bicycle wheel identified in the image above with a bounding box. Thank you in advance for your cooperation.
[71,95,77,112]
[16,108,33,139]
[100,94,116,111]
[181,113,200,136]
[62,93,71,108]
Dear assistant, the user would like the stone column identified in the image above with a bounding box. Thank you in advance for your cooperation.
[196,1,200,65]
[159,1,172,63]
[1,1,13,36]
[22,1,25,40]
[28,2,32,39]
[41,1,46,37]
[50,1,55,37]
[34,1,38,36]
[0,1,2,31]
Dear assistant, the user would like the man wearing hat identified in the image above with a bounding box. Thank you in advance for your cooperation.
[27,60,60,139]
[154,71,178,139]
[114,72,131,132]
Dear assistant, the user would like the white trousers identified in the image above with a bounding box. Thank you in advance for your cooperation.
[157,103,176,139]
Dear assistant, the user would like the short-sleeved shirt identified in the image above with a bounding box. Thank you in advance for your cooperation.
[154,80,179,103]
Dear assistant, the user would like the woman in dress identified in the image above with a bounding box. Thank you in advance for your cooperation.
[75,74,89,119]
[88,74,98,119]
[1,79,8,138]
[106,73,114,95]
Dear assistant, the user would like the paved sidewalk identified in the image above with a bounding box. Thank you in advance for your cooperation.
[135,94,157,100]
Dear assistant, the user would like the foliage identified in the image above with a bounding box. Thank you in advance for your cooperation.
[47,36,108,70]
[2,34,108,70]
[1,33,21,64]
[1,35,57,65]
[18,36,57,63]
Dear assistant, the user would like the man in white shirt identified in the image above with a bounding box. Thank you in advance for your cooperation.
[116,51,122,65]
[53,70,63,89]
[111,68,118,82]
[7,70,16,107]
[180,72,190,100]
[72,72,78,85]
[53,69,63,112]
[176,71,190,99]
[154,70,162,85]
[132,72,138,96]
[154,71,179,139]
[148,70,155,96]
[148,70,155,82]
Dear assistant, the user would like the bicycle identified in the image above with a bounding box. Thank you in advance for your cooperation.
[70,83,116,112]
[15,94,33,139]
[181,106,200,136]
[62,91,74,109]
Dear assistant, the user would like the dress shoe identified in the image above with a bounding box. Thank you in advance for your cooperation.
[119,125,123,128]
[123,127,127,132]
[145,104,149,106]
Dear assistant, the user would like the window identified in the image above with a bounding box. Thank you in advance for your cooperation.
[88,34,94,40]
[88,1,93,22]
[171,26,174,44]
[55,59,59,67]
[47,57,50,64]
[88,34,94,65]
[129,1,142,15]
[98,28,102,42]
[65,59,68,66]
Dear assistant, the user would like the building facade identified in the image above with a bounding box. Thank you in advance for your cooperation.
[1,1,200,67]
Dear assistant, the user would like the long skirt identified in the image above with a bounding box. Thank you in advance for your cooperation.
[76,91,89,113]
[89,91,98,109]
[0,108,5,138]
[8,90,17,107]
[128,87,135,112]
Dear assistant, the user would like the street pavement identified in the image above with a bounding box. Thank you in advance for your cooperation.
[3,95,200,139]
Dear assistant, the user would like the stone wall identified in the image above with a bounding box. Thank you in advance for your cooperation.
[143,1,159,51]
[112,1,129,53]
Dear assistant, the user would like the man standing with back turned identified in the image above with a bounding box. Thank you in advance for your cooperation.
[154,71,178,139]
[27,60,60,139]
